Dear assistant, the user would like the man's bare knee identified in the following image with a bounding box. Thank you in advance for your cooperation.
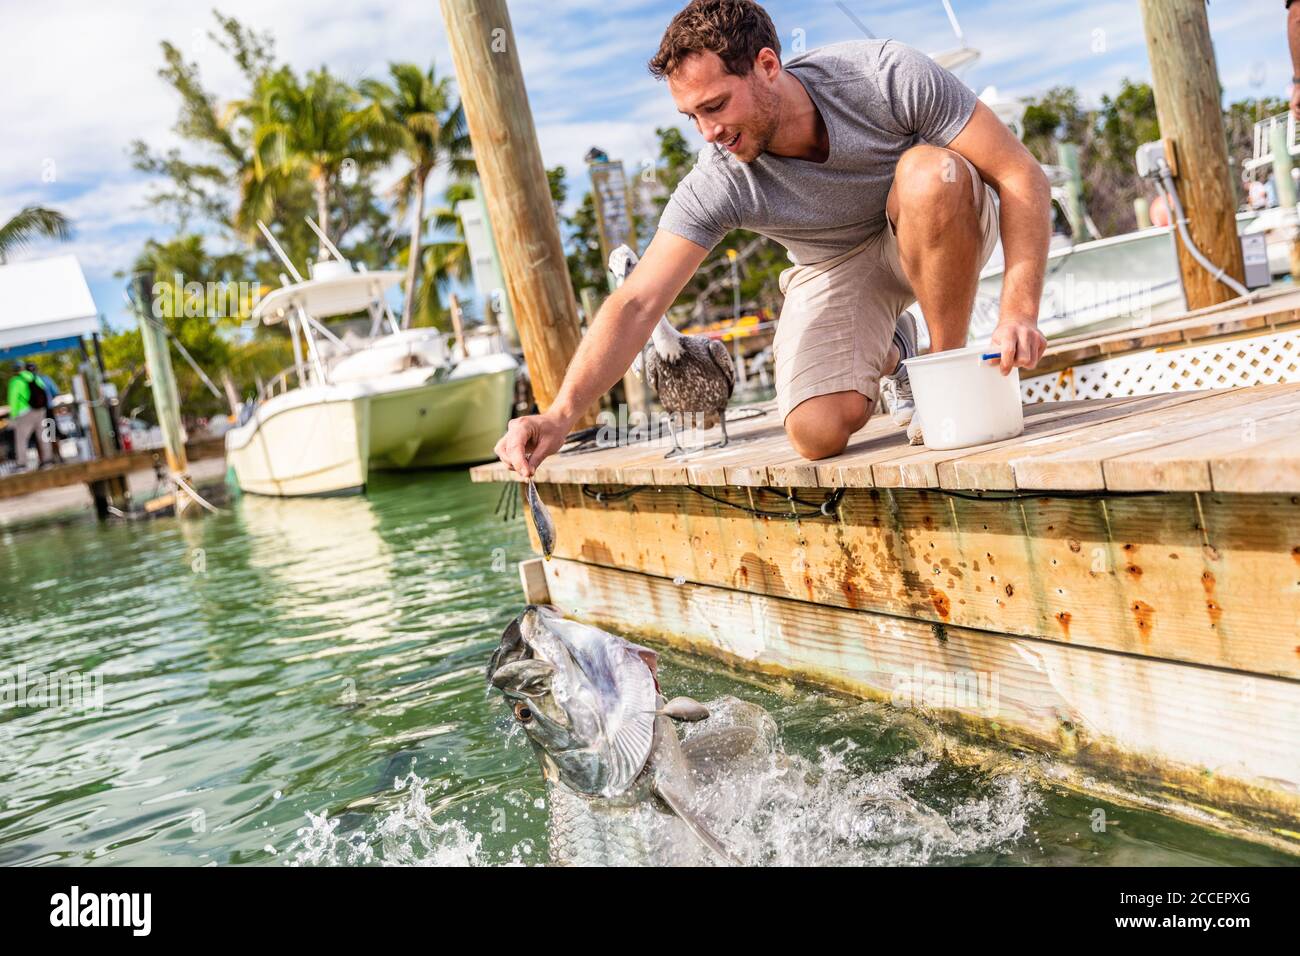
[785,392,870,461]
[891,145,977,230]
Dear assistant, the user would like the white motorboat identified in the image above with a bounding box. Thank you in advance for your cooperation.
[920,111,1299,348]
[225,239,517,497]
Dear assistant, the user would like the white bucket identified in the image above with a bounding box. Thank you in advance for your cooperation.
[901,345,1024,450]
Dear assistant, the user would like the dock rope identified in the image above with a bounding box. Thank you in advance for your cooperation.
[580,483,846,520]
[934,487,1170,502]
[172,472,221,514]
[498,476,1172,529]
[576,482,1171,511]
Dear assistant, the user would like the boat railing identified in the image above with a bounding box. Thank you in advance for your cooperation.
[258,366,303,404]
[1246,111,1298,172]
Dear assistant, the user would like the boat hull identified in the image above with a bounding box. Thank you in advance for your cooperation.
[225,366,516,497]
[225,395,369,497]
[369,366,516,471]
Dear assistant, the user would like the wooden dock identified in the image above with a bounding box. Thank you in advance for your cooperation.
[473,382,1300,848]
[0,437,225,505]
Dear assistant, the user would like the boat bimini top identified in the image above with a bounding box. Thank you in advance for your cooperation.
[251,267,405,325]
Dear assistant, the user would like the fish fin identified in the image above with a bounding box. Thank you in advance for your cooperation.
[486,616,528,684]
[623,641,659,682]
[652,777,742,866]
[680,726,760,773]
[605,654,658,793]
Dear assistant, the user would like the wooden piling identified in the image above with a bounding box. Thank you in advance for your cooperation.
[1268,121,1300,281]
[1056,142,1094,241]
[440,0,597,426]
[75,369,128,517]
[448,292,468,358]
[135,273,191,513]
[1138,0,1247,309]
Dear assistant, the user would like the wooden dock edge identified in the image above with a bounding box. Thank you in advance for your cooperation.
[0,437,226,501]
[1031,287,1300,377]
[540,555,1300,853]
[524,483,1300,681]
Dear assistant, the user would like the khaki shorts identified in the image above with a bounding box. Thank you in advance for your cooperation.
[774,154,1000,423]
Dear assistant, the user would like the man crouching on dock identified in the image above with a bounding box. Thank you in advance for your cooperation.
[495,0,1050,476]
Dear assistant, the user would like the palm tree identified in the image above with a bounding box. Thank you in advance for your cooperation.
[362,63,473,328]
[408,180,475,328]
[231,66,403,255]
[0,206,73,263]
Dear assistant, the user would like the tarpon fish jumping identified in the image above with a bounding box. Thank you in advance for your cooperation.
[487,605,771,866]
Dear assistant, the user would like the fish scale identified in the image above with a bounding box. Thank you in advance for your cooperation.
[545,780,703,867]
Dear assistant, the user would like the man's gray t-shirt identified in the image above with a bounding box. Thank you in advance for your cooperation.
[657,39,978,265]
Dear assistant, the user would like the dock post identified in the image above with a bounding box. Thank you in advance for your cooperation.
[1137,0,1246,310]
[134,272,192,515]
[440,0,598,427]
[1056,143,1093,241]
[74,370,128,518]
[448,293,468,358]
[1268,121,1300,281]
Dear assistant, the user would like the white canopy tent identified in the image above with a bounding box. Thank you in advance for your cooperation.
[0,254,100,357]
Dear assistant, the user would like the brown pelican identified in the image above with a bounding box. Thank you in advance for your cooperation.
[609,245,736,456]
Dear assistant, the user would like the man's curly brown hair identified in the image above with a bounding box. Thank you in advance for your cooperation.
[648,0,781,80]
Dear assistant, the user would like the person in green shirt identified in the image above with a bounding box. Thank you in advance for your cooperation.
[6,361,54,469]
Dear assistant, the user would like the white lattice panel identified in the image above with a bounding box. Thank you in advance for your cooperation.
[1021,327,1300,403]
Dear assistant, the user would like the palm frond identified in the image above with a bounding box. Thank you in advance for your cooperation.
[0,206,73,261]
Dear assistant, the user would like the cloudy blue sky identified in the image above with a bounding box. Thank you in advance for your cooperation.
[0,0,1283,326]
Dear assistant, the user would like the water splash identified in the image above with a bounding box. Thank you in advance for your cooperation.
[287,703,1036,866]
[286,773,486,867]
[685,699,1037,866]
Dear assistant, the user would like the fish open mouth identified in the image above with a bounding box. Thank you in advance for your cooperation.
[486,609,533,685]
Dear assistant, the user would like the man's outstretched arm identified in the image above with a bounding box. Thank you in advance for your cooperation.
[494,229,709,478]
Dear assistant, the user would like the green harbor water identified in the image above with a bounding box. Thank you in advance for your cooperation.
[0,471,1293,866]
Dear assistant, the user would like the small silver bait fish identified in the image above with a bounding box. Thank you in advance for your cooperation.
[526,478,556,560]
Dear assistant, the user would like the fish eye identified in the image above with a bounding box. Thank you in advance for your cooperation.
[513,701,533,723]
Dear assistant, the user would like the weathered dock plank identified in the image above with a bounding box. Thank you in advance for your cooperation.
[520,482,1300,679]
[1103,402,1300,491]
[472,384,1300,495]
[0,438,225,501]
[1004,386,1300,490]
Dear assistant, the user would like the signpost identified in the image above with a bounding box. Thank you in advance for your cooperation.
[587,158,638,280]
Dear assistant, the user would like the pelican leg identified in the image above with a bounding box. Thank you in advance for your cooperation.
[662,413,687,458]
[698,412,731,450]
